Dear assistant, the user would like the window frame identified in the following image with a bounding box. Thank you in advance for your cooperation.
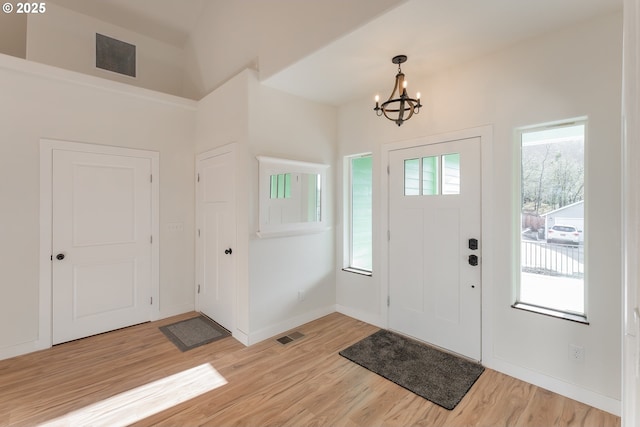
[513,118,589,323]
[344,153,373,276]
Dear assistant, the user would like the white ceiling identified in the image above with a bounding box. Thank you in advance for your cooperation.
[50,0,204,46]
[262,0,623,105]
[51,0,622,105]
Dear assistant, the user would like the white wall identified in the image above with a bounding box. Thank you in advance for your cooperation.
[246,75,338,343]
[336,12,622,413]
[26,3,187,98]
[622,0,640,424]
[0,54,197,359]
[193,70,337,344]
[194,70,252,340]
[0,11,26,58]
[0,51,337,358]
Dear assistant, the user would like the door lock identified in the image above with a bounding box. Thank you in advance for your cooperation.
[468,238,478,250]
[468,254,478,266]
[56,253,65,260]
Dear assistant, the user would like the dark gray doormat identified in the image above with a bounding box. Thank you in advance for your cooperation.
[159,315,230,352]
[339,329,484,410]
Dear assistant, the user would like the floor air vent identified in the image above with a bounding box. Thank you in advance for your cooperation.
[276,331,305,345]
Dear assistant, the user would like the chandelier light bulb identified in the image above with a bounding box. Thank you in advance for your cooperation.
[417,92,421,99]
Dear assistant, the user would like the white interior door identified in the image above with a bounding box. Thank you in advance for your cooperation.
[196,147,236,331]
[52,149,152,345]
[388,137,482,360]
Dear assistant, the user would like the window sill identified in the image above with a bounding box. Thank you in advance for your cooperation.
[511,302,589,325]
[342,267,372,277]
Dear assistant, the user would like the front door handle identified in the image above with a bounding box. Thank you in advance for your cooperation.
[468,254,478,266]
[224,248,233,255]
[56,253,65,261]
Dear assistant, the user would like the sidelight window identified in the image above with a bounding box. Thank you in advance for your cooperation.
[514,119,587,321]
[345,154,373,274]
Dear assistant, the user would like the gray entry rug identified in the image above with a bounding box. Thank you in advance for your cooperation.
[159,315,230,352]
[339,329,484,410]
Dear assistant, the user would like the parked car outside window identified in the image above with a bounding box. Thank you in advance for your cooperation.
[547,224,581,245]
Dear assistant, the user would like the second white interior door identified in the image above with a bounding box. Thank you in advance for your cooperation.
[196,147,236,332]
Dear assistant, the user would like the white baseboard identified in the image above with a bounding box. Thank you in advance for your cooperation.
[334,306,621,416]
[335,304,386,329]
[0,338,49,362]
[485,356,621,416]
[232,329,249,346]
[0,303,197,362]
[247,305,336,346]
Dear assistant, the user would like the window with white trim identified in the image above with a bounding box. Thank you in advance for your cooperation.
[345,154,372,274]
[514,120,587,322]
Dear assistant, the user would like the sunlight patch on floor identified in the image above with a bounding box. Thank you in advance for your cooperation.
[39,363,227,427]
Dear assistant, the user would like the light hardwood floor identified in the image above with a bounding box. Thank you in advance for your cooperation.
[0,312,620,426]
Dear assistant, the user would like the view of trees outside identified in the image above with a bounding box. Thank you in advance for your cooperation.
[519,123,585,315]
[522,124,585,218]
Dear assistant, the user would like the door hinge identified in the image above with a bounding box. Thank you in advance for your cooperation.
[150,174,153,183]
[387,230,390,241]
[150,235,153,244]
[387,164,390,174]
[387,296,390,307]
[198,229,201,237]
[150,297,153,305]
[197,284,201,294]
[197,173,200,183]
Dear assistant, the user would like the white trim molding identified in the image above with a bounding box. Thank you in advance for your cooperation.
[487,356,621,416]
[622,0,640,424]
[246,305,336,346]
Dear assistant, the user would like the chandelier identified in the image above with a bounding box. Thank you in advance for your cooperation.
[373,55,421,126]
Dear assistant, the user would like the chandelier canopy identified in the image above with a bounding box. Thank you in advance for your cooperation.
[373,55,421,127]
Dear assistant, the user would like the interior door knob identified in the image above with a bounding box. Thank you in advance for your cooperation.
[224,248,233,255]
[56,253,65,260]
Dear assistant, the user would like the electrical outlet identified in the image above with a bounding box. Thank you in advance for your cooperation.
[298,290,305,302]
[568,344,585,363]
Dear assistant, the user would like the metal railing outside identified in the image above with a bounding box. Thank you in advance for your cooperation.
[521,240,584,278]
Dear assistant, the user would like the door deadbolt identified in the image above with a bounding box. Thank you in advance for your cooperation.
[468,238,478,250]
[468,254,478,266]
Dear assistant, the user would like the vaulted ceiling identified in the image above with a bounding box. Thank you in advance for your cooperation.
[50,0,622,104]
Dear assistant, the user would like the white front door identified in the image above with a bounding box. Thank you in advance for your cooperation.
[388,137,482,360]
[196,147,236,332]
[52,149,153,344]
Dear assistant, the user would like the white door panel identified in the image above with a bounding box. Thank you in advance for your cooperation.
[389,137,481,360]
[52,150,152,344]
[197,148,236,332]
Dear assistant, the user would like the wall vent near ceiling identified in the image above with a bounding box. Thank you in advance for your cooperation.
[95,33,136,78]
